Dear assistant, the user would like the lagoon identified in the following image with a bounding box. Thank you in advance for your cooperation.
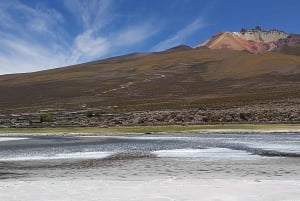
[0,132,300,200]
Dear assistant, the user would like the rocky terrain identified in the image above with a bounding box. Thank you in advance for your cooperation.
[1,98,299,128]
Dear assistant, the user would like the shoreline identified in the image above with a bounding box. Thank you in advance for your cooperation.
[0,124,300,136]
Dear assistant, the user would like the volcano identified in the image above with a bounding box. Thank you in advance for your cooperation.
[0,27,300,113]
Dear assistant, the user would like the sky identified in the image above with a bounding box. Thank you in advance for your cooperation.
[0,0,300,75]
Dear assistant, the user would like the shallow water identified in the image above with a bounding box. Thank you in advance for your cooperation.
[0,133,299,180]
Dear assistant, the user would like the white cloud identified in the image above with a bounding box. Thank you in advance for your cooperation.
[70,23,157,63]
[64,0,112,30]
[153,18,205,51]
[75,31,108,57]
[0,0,158,75]
[70,30,109,63]
[0,1,71,74]
[65,0,157,63]
[114,24,158,47]
[0,33,69,74]
[15,2,64,36]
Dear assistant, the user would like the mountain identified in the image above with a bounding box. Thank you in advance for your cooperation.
[0,27,300,114]
[198,27,300,55]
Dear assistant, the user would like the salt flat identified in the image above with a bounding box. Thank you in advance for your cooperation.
[1,179,299,201]
[0,137,28,142]
[0,133,299,201]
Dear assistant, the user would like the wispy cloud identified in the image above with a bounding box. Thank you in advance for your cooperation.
[0,0,158,75]
[0,0,69,74]
[114,24,158,47]
[70,30,109,63]
[0,32,69,74]
[64,0,112,30]
[153,18,206,51]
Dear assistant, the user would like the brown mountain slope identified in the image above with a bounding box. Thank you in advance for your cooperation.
[277,34,300,56]
[0,48,300,112]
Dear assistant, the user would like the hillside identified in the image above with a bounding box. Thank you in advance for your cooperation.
[0,47,300,114]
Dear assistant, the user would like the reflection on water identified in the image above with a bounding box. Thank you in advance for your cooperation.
[0,133,300,180]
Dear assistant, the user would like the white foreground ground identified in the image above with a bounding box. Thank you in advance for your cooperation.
[1,179,300,201]
[0,137,28,142]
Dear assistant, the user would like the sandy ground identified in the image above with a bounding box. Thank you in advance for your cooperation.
[0,179,300,201]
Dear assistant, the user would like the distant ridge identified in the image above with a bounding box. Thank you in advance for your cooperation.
[165,45,192,52]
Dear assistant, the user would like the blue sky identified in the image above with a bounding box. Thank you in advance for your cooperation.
[0,0,300,74]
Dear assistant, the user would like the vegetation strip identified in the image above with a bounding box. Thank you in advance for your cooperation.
[0,124,300,135]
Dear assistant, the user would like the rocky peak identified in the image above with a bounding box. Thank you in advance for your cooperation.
[236,27,288,43]
[198,27,298,54]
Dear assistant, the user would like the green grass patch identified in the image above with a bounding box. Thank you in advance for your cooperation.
[0,124,300,135]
